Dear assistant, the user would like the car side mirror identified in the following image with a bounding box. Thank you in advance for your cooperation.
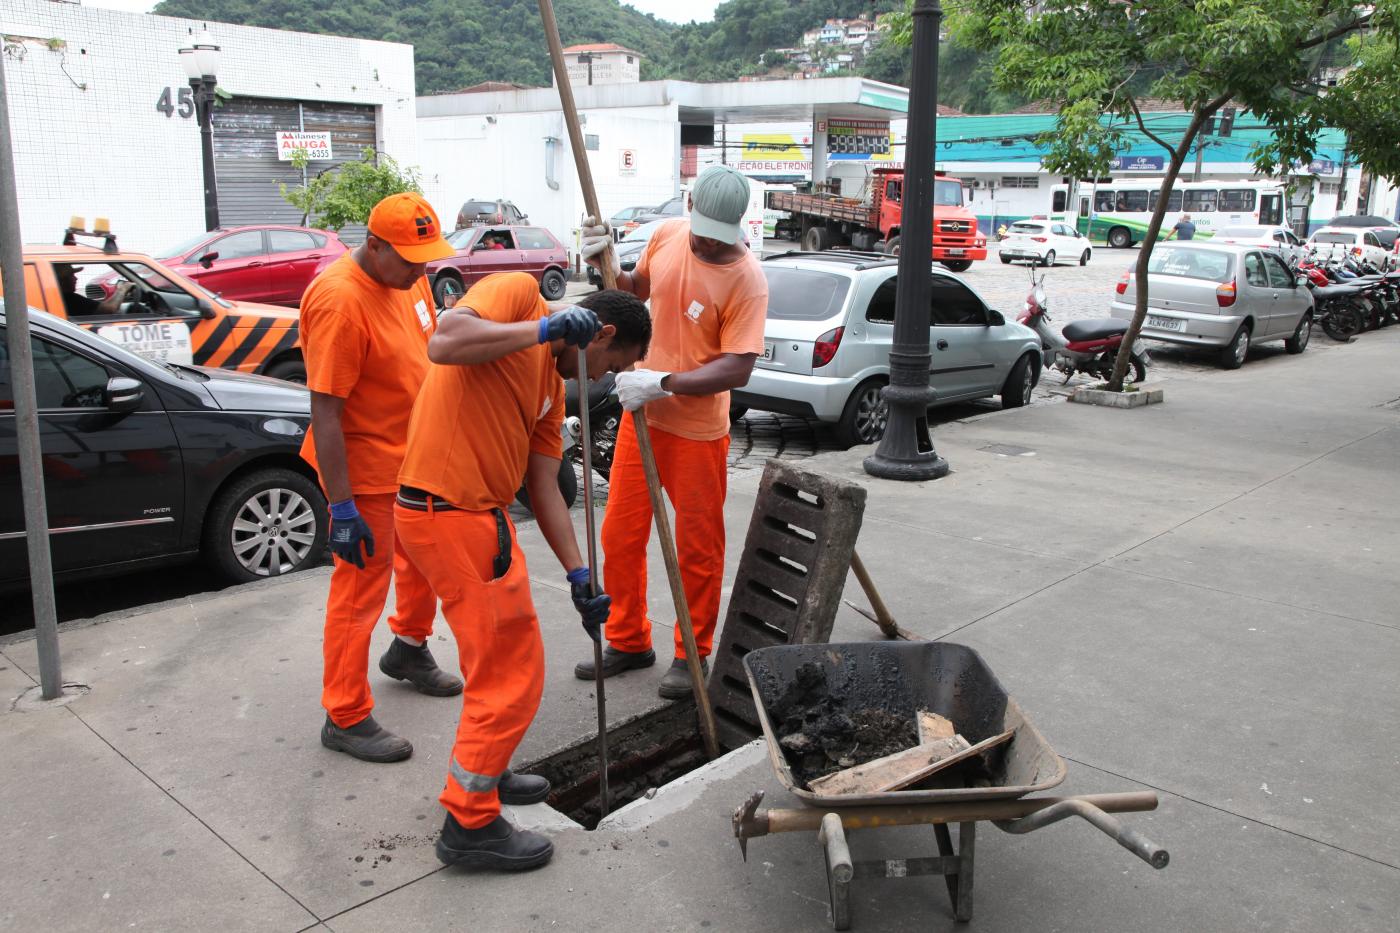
[199,251,219,268]
[197,298,217,319]
[105,376,143,412]
[1295,275,1308,288]
[986,309,1005,326]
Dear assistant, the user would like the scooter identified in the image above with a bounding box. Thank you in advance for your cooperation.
[514,372,622,512]
[1018,267,1149,384]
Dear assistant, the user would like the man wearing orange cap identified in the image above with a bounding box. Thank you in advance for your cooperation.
[301,192,462,763]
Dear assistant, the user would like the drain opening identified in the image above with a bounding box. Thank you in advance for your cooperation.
[519,699,717,829]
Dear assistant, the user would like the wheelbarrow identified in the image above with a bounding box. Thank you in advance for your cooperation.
[732,641,1168,928]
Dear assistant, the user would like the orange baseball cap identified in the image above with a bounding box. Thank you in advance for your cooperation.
[367,192,455,263]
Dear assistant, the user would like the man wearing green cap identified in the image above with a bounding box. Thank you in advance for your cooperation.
[575,164,769,699]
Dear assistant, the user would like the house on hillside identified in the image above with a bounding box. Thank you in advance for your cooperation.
[556,43,642,87]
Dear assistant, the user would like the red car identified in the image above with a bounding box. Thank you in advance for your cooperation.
[426,224,571,307]
[106,225,348,307]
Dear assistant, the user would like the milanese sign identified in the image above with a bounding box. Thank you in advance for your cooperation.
[277,132,333,161]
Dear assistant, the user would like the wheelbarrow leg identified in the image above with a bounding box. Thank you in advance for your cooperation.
[934,821,975,922]
[819,813,853,930]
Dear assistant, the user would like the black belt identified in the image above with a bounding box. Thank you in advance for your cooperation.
[397,486,512,580]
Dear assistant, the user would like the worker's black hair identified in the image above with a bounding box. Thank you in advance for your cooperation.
[579,288,651,357]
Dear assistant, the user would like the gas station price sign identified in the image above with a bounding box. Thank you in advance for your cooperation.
[826,119,892,157]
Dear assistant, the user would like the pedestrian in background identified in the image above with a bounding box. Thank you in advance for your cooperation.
[575,165,769,698]
[1170,213,1197,240]
[300,192,463,764]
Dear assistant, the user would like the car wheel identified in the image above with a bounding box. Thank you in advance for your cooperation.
[1108,227,1133,249]
[729,404,748,423]
[1000,255,1012,264]
[942,260,973,272]
[203,468,327,583]
[883,235,900,256]
[1079,249,1091,266]
[1220,325,1250,369]
[1285,314,1312,354]
[433,272,464,308]
[540,268,568,301]
[263,357,306,384]
[1000,353,1036,409]
[1041,250,1056,268]
[514,458,579,512]
[835,377,889,449]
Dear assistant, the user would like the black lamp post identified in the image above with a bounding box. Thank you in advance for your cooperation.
[864,0,950,481]
[179,28,222,232]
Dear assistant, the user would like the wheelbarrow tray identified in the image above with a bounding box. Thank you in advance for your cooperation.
[743,641,1066,807]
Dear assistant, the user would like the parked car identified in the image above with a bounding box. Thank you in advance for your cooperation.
[121,225,347,307]
[1213,224,1308,265]
[1308,226,1394,270]
[22,237,306,382]
[1110,242,1313,369]
[586,219,667,286]
[0,305,329,589]
[609,206,655,239]
[732,252,1043,447]
[425,224,570,307]
[632,196,685,226]
[456,198,528,229]
[998,220,1092,267]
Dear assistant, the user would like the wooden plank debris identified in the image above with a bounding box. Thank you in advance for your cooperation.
[810,735,971,796]
[916,710,956,742]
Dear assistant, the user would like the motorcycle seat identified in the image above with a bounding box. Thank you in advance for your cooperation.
[565,371,618,413]
[1311,283,1367,299]
[1062,318,1130,342]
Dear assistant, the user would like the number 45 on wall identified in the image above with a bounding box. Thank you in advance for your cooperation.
[155,86,195,119]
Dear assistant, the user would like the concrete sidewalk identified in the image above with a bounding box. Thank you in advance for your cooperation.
[3,330,1398,931]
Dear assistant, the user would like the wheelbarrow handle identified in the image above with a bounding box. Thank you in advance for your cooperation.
[994,799,1169,869]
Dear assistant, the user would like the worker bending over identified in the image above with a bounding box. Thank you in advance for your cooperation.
[576,165,769,698]
[395,273,651,871]
[301,193,462,764]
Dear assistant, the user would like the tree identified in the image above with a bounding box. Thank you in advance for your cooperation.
[280,147,423,231]
[925,0,1400,389]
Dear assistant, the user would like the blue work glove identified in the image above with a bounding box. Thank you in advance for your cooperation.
[567,567,609,643]
[538,305,602,348]
[328,499,375,570]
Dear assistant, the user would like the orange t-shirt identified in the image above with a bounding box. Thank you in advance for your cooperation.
[636,219,769,441]
[298,254,436,495]
[398,272,565,511]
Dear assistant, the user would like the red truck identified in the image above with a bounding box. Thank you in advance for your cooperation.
[767,168,987,272]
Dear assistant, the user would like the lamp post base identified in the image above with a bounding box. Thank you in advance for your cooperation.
[863,379,950,481]
[863,450,950,481]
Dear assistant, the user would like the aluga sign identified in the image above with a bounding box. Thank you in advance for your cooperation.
[277,132,333,161]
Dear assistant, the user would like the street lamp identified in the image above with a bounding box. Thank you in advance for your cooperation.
[864,0,950,481]
[179,27,222,231]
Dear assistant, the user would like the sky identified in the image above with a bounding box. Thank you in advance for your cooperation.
[78,0,722,23]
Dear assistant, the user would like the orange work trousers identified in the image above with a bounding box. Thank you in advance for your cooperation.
[601,414,730,660]
[394,504,544,830]
[322,492,437,728]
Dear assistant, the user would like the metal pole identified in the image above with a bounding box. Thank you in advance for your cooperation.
[576,348,610,818]
[194,77,220,231]
[864,0,949,481]
[0,56,63,699]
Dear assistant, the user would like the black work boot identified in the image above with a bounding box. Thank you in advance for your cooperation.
[657,657,709,700]
[498,768,551,806]
[379,637,464,697]
[320,713,412,763]
[573,646,656,680]
[436,813,554,872]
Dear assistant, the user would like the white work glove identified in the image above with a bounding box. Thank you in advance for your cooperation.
[580,216,621,280]
[615,369,672,411]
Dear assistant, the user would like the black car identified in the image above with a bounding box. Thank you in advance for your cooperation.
[456,198,528,230]
[587,219,668,287]
[1,306,329,590]
[630,196,684,227]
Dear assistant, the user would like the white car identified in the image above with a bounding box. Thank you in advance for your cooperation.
[1308,226,1395,270]
[1213,224,1307,265]
[998,219,1092,267]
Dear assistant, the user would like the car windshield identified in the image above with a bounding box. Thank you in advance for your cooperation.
[0,302,176,376]
[1312,232,1357,245]
[1219,226,1269,238]
[622,221,665,243]
[462,201,497,216]
[1009,222,1044,234]
[159,231,215,260]
[447,228,478,248]
[935,180,963,207]
[1147,246,1233,282]
[762,267,851,321]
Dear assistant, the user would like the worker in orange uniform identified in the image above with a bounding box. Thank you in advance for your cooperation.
[395,273,652,871]
[575,165,769,698]
[301,192,463,764]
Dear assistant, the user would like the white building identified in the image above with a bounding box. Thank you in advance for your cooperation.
[2,0,416,253]
[557,43,642,88]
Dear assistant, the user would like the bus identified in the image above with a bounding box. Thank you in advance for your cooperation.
[1049,179,1288,248]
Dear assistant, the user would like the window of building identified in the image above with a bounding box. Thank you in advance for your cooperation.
[1000,176,1039,188]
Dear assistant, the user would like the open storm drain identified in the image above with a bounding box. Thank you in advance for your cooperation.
[520,700,709,829]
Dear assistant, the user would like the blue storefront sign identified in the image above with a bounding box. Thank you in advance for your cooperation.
[1111,155,1165,172]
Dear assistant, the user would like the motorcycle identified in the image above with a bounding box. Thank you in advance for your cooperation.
[1018,267,1149,384]
[514,372,622,512]
[1308,255,1400,332]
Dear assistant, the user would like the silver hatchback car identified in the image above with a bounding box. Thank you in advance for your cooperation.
[1109,242,1313,369]
[734,252,1043,448]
